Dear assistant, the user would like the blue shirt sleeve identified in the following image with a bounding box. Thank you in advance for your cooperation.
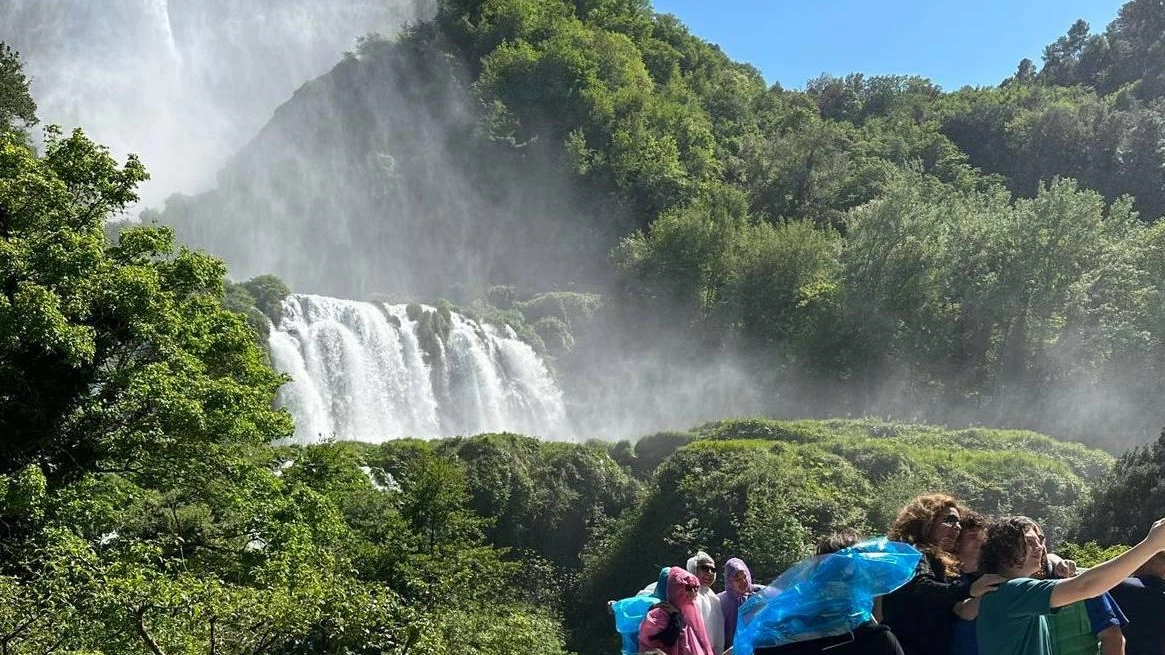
[1084,592,1127,634]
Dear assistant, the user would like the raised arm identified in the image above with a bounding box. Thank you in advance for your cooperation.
[1050,518,1165,608]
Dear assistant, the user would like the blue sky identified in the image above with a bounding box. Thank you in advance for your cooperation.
[649,0,1125,91]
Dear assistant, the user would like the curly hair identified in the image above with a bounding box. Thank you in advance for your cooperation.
[887,493,965,577]
[979,516,1039,575]
[958,510,988,533]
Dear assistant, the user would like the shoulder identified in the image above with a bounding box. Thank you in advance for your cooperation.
[919,553,940,575]
[1084,591,1127,630]
[1000,577,1058,592]
[1109,577,1146,604]
[983,577,1059,616]
[1119,576,1147,590]
[913,551,957,581]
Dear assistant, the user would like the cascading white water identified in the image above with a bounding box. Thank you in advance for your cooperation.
[268,294,571,443]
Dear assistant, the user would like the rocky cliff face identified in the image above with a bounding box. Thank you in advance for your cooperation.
[160,31,622,300]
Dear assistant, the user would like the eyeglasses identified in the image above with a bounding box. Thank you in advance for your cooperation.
[698,565,717,573]
[941,515,962,527]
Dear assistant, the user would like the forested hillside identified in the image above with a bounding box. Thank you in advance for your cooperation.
[5,1,1165,653]
[161,0,1165,447]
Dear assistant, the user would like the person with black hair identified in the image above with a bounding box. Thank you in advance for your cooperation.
[1108,552,1165,655]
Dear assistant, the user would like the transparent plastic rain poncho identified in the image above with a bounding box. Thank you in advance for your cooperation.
[732,538,922,655]
[612,566,670,655]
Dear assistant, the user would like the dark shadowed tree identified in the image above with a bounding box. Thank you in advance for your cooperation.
[0,43,36,135]
[1077,428,1165,545]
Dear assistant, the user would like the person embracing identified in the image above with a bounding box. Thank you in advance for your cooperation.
[880,494,1004,655]
[974,516,1165,655]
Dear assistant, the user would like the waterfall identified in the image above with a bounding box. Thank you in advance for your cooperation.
[268,294,571,442]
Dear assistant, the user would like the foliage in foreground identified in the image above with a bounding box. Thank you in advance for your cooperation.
[1078,427,1165,546]
[0,126,570,654]
[569,417,1112,655]
[160,0,1165,445]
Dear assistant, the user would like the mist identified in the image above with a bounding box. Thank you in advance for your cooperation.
[0,0,433,204]
[5,2,1162,451]
[150,26,771,442]
[161,33,625,300]
[1,1,769,444]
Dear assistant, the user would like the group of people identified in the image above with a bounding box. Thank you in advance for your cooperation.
[614,493,1165,655]
[624,551,760,655]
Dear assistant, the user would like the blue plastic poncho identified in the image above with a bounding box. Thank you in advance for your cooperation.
[612,566,671,655]
[732,538,921,655]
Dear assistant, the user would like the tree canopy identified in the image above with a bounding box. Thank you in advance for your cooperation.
[155,0,1165,446]
[0,128,291,482]
[4,2,1165,653]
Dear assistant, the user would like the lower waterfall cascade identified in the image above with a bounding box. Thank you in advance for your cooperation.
[267,294,571,442]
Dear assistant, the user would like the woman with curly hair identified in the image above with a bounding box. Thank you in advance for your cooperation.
[880,494,1004,655]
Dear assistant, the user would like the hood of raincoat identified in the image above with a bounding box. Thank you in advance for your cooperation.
[669,568,715,655]
[654,566,671,599]
[717,557,753,646]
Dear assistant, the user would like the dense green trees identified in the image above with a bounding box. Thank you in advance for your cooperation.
[1036,0,1165,99]
[6,1,1165,651]
[937,84,1165,220]
[616,169,1165,445]
[439,433,642,569]
[0,90,574,650]
[1077,428,1165,546]
[0,107,1131,652]
[157,0,1165,445]
[569,418,1109,655]
[0,128,292,483]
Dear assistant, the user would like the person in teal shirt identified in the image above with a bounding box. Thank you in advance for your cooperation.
[973,515,1165,655]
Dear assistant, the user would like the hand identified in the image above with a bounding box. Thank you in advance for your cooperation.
[1047,553,1078,578]
[607,599,615,614]
[1147,517,1165,549]
[970,574,1006,598]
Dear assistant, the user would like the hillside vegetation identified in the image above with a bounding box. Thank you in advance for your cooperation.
[162,0,1165,446]
[4,1,1165,652]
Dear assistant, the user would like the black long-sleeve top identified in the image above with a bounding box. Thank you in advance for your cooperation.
[879,553,971,655]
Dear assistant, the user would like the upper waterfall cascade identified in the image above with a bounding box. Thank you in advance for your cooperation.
[0,0,433,203]
[268,294,571,442]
